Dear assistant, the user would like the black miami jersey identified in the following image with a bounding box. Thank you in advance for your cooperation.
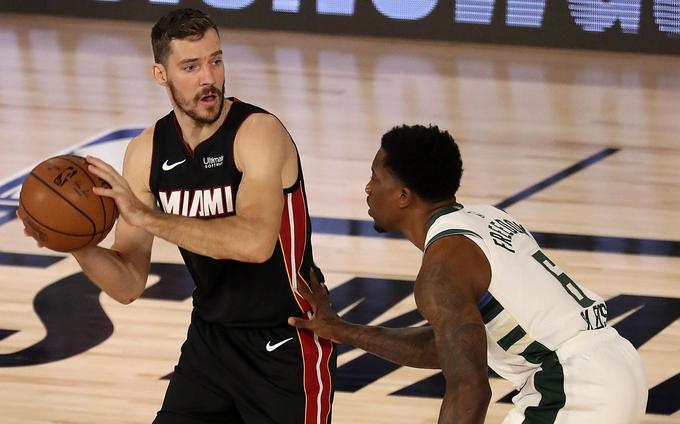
[148,97,317,327]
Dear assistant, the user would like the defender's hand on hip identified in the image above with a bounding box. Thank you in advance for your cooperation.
[288,268,342,343]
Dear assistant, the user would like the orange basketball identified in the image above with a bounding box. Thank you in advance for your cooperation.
[18,155,118,252]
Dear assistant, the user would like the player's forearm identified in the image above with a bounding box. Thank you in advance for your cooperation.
[435,322,491,424]
[140,209,275,262]
[72,246,148,304]
[333,322,440,369]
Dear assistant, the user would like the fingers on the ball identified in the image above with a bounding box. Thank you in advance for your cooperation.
[88,164,112,182]
[92,186,114,198]
[88,156,118,176]
[86,164,105,181]
[86,158,116,178]
[22,227,43,247]
[86,155,104,166]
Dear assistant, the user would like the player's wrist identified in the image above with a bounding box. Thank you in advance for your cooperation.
[330,319,355,344]
[136,206,160,230]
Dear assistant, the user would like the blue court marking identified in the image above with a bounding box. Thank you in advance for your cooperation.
[0,251,63,268]
[85,128,143,146]
[494,147,620,210]
[0,205,64,268]
[0,127,144,209]
[0,175,28,205]
[5,203,677,261]
[1,129,677,260]
[312,217,402,239]
[532,231,680,257]
[0,206,17,226]
[0,128,141,268]
[312,217,680,257]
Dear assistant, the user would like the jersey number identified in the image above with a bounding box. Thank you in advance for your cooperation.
[532,250,595,308]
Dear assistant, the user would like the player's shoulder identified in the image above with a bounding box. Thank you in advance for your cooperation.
[125,126,154,154]
[123,126,154,167]
[421,233,489,285]
[240,111,286,137]
[236,111,292,157]
[130,126,154,146]
[425,205,490,249]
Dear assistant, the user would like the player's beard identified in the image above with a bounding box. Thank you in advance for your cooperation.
[168,81,225,125]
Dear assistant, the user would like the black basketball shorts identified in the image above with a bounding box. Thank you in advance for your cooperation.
[153,314,337,424]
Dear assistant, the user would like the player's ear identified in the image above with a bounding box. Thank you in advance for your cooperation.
[399,187,412,208]
[152,63,168,86]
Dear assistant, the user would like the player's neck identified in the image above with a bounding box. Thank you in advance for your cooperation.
[173,98,231,149]
[403,201,461,251]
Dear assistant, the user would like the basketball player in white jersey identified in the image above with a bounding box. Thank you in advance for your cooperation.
[289,124,648,423]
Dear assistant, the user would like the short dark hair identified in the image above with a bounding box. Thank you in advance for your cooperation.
[380,124,463,203]
[151,8,219,65]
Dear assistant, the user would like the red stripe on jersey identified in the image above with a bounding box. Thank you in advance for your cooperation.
[297,328,334,424]
[291,185,307,279]
[279,185,312,313]
[282,183,334,422]
[319,336,334,424]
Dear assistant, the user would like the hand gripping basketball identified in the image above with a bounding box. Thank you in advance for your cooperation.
[18,155,118,252]
[85,155,151,229]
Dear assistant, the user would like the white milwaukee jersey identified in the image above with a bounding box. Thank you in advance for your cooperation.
[424,204,608,388]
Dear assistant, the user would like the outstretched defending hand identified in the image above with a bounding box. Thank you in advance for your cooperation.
[288,268,343,343]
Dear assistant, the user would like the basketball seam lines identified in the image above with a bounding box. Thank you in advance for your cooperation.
[27,171,97,241]
[19,198,107,237]
[60,156,110,232]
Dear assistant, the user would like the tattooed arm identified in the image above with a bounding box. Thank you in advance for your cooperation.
[288,234,492,394]
[326,322,439,369]
[415,235,491,424]
[288,270,439,369]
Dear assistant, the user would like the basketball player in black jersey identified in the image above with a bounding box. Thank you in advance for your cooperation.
[20,8,336,424]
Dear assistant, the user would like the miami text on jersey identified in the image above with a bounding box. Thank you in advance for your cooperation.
[158,186,234,217]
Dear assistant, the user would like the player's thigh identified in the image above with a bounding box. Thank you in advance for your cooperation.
[153,364,245,424]
[229,325,337,424]
[502,333,647,424]
[559,335,647,423]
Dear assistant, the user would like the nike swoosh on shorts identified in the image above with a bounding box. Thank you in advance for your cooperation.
[266,337,294,352]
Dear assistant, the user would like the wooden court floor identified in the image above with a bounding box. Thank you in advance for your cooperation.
[0,12,678,424]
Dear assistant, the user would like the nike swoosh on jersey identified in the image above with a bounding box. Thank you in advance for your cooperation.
[266,337,294,352]
[162,159,186,171]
